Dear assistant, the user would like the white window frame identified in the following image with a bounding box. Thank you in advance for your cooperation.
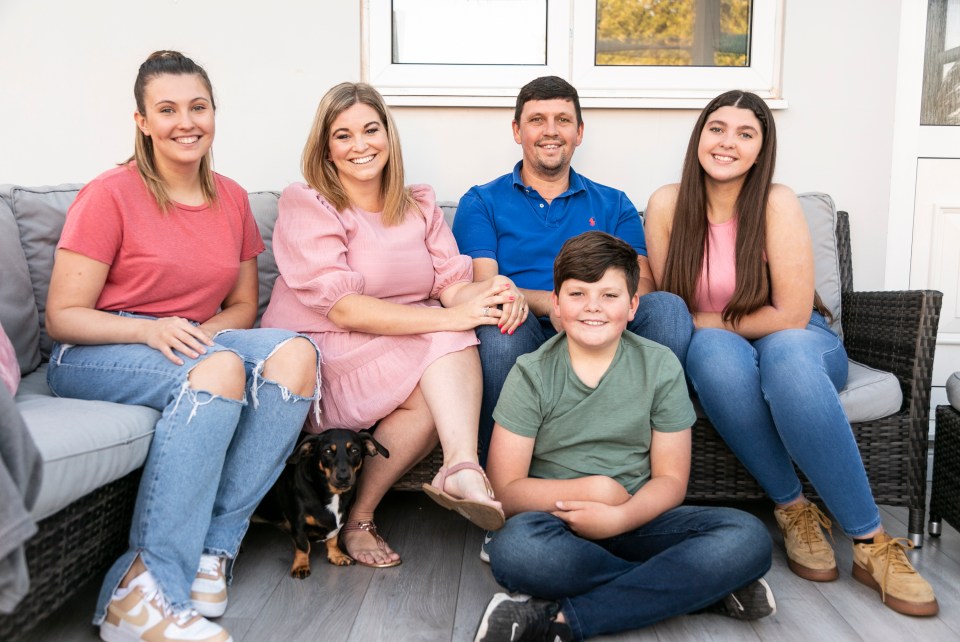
[362,0,786,108]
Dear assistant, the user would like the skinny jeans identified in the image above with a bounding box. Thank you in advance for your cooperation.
[685,312,881,536]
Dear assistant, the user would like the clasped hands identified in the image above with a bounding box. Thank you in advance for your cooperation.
[460,277,528,334]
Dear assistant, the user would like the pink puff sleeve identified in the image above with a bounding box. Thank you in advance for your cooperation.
[272,183,365,317]
[409,185,473,300]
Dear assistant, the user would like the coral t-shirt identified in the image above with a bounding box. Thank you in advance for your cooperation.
[58,164,264,323]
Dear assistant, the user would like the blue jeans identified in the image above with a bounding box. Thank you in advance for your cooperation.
[685,312,881,537]
[47,322,319,622]
[476,291,692,464]
[487,506,771,640]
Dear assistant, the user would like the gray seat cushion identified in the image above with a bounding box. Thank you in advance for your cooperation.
[839,360,903,423]
[16,367,157,521]
[1,185,83,364]
[947,372,960,411]
[0,194,40,375]
[797,192,843,338]
[248,191,281,325]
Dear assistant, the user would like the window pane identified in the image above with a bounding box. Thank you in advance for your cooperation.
[595,0,751,67]
[392,0,547,65]
[921,0,960,125]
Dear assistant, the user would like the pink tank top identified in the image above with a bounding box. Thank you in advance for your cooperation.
[693,219,737,313]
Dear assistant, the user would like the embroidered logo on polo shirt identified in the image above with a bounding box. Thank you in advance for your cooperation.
[589,217,596,227]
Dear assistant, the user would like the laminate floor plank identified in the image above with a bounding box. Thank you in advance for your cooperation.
[347,492,469,642]
[451,525,501,642]
[16,492,960,642]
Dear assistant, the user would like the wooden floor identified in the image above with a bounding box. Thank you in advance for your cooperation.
[21,492,960,642]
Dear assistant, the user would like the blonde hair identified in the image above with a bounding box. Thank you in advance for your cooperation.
[301,82,415,225]
[129,50,217,210]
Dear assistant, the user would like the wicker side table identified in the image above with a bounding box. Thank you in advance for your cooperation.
[929,404,960,536]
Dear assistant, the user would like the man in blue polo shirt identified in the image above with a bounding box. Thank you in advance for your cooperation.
[453,76,693,465]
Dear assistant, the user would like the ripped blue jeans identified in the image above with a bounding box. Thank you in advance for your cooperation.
[47,318,319,623]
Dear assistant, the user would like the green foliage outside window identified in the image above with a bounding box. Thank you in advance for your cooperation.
[596,0,750,67]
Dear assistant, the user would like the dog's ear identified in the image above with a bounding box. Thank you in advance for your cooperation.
[286,437,317,465]
[356,430,390,459]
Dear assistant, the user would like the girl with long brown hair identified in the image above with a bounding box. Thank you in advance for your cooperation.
[644,90,937,617]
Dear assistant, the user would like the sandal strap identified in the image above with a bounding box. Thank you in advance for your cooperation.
[437,462,494,498]
[342,519,387,546]
[342,519,378,534]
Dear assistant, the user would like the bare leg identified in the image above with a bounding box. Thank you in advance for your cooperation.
[260,337,318,397]
[343,386,437,566]
[420,347,502,510]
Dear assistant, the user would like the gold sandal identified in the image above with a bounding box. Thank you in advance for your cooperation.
[341,520,402,568]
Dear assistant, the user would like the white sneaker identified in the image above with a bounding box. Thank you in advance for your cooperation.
[191,555,228,618]
[479,531,492,564]
[99,570,231,642]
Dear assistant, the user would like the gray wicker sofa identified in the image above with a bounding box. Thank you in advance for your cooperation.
[0,185,942,640]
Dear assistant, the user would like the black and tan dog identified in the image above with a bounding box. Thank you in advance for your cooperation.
[254,429,389,578]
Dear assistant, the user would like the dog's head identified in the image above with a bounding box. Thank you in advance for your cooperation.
[287,429,389,494]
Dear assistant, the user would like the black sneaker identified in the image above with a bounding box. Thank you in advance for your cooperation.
[474,593,573,642]
[708,578,777,621]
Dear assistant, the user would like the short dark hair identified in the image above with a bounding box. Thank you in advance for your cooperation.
[514,76,582,125]
[554,231,639,298]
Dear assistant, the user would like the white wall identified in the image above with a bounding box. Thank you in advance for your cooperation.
[0,0,361,190]
[0,0,902,290]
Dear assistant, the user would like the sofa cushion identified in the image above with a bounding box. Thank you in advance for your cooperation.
[439,200,457,229]
[797,192,843,337]
[248,191,281,325]
[16,366,157,521]
[0,190,41,374]
[839,360,903,423]
[5,185,83,363]
[947,371,960,411]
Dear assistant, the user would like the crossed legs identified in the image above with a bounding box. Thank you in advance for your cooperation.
[344,346,501,565]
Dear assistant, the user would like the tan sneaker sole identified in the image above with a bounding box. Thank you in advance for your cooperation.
[787,558,839,582]
[852,563,939,616]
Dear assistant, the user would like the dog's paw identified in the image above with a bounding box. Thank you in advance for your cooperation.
[290,564,312,579]
[327,552,355,567]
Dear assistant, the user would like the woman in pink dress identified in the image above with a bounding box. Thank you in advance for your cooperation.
[263,82,526,567]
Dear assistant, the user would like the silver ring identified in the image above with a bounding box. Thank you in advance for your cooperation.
[483,307,489,317]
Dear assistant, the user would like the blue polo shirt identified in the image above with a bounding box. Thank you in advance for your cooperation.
[452,162,645,292]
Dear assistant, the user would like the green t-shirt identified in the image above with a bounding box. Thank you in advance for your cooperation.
[493,332,695,494]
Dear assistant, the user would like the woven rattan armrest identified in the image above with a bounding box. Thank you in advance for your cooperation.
[841,289,942,405]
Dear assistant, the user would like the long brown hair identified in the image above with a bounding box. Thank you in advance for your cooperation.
[301,82,415,226]
[661,90,778,327]
[129,50,217,210]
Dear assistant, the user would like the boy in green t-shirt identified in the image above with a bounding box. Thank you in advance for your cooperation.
[474,232,775,642]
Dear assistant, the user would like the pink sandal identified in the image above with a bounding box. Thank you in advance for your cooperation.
[422,462,505,531]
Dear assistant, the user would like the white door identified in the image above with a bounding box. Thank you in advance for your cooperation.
[908,0,960,409]
[911,160,960,404]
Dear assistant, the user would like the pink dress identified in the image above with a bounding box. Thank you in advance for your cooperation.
[262,183,478,431]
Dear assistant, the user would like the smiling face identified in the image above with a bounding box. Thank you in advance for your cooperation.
[513,98,583,180]
[553,267,639,354]
[326,102,389,194]
[134,73,215,175]
[697,105,764,185]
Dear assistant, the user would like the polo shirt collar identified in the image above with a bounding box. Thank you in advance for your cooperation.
[511,161,587,198]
